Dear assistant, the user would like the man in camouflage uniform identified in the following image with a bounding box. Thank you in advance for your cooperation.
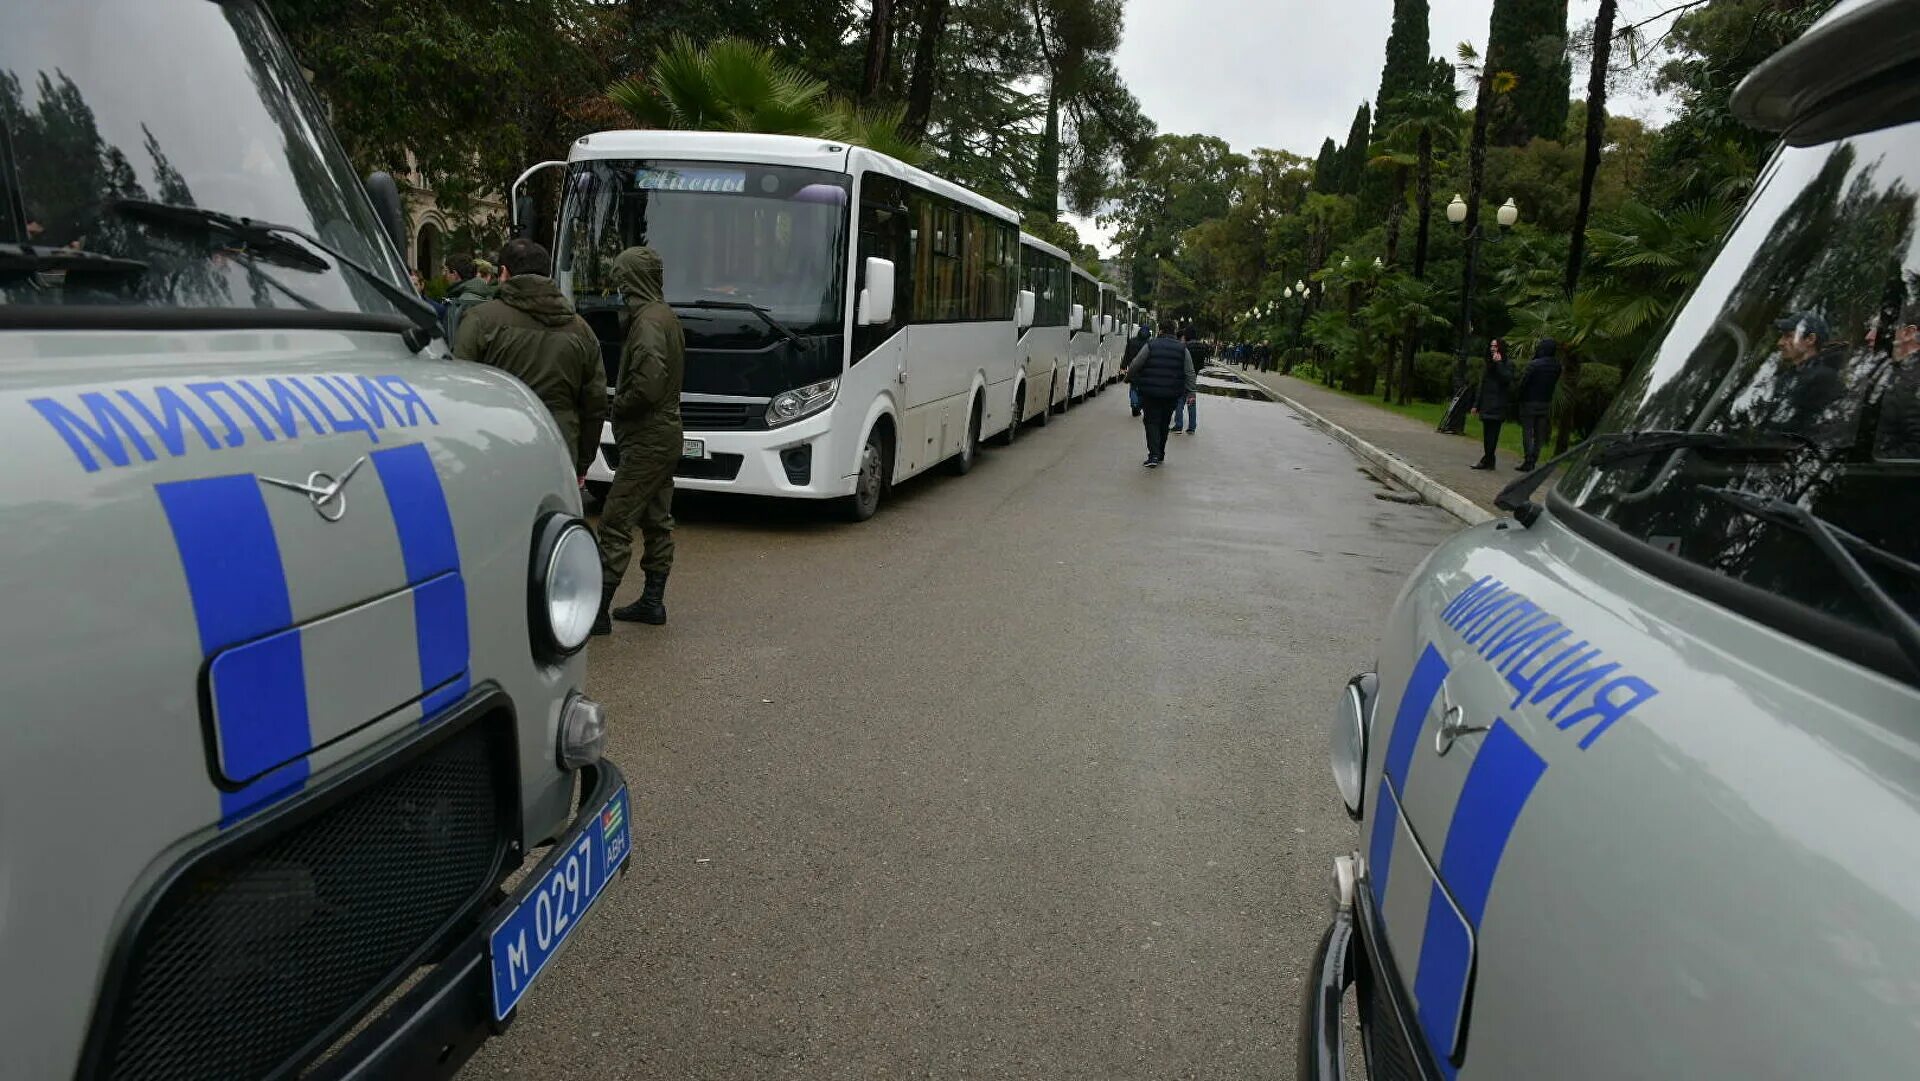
[593,246,684,632]
[451,238,605,480]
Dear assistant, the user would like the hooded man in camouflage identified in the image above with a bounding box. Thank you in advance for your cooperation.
[593,245,685,632]
[452,237,605,480]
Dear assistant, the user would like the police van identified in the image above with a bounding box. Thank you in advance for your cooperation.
[1300,2,1920,1078]
[2,3,627,1077]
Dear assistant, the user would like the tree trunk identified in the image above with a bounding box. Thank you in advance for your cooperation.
[861,0,894,102]
[1566,0,1615,297]
[1383,166,1407,266]
[1031,79,1061,218]
[901,0,949,140]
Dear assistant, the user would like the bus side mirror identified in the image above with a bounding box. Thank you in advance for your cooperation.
[1017,290,1035,329]
[1101,315,1113,334]
[514,192,537,239]
[859,257,896,325]
[363,171,406,255]
[1070,303,1085,331]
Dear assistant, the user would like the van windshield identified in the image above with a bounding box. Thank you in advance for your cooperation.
[0,0,409,320]
[555,159,850,345]
[1559,120,1920,660]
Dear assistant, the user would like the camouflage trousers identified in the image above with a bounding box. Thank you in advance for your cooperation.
[598,436,675,586]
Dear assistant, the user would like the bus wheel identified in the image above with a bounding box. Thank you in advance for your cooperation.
[948,397,982,475]
[845,430,886,522]
[996,385,1024,446]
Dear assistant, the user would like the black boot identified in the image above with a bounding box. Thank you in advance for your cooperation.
[590,584,616,636]
[613,571,667,625]
[1470,458,1495,470]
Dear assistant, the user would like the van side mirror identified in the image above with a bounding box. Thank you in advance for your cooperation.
[1017,290,1036,329]
[859,257,896,325]
[1070,303,1085,331]
[363,171,406,255]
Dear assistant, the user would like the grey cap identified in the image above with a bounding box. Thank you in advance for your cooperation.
[1773,312,1831,342]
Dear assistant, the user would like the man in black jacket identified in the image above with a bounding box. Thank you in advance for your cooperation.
[1123,323,1197,467]
[1514,338,1562,470]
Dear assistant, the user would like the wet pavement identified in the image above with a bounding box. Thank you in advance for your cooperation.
[460,384,1460,1080]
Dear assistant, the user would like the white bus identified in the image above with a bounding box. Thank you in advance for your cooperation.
[559,131,1025,520]
[1066,265,1101,404]
[1018,232,1073,423]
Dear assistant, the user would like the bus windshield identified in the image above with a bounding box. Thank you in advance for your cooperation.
[557,159,850,344]
[1558,119,1920,668]
[0,0,409,320]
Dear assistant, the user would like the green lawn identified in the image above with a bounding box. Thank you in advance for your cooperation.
[1300,379,1527,457]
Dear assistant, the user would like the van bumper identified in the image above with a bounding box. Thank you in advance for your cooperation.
[308,758,628,1081]
[1296,867,1444,1081]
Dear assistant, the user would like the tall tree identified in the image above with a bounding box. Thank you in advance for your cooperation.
[1484,0,1570,147]
[1108,133,1246,303]
[861,0,895,101]
[1336,103,1371,194]
[1028,0,1152,219]
[901,0,951,139]
[1565,0,1616,297]
[1374,0,1431,132]
[1312,137,1340,192]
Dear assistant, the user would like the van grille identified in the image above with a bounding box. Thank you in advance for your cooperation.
[90,722,508,1081]
[1361,967,1429,1081]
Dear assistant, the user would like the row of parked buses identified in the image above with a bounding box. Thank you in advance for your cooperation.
[521,130,1147,521]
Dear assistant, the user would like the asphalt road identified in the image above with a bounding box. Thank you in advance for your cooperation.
[462,381,1459,1080]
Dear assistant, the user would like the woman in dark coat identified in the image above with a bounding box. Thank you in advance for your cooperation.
[1471,338,1514,470]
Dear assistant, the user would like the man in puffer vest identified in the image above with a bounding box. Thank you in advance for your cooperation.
[1122,322,1196,468]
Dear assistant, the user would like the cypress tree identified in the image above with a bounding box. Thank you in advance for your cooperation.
[1485,0,1570,147]
[1337,103,1371,194]
[1312,137,1340,192]
[1374,0,1430,132]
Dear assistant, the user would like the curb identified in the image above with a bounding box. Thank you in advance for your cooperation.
[1232,373,1494,526]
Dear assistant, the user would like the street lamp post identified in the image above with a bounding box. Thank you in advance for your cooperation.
[1440,195,1519,434]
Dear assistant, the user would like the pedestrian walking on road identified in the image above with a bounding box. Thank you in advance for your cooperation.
[1169,328,1202,434]
[440,253,496,338]
[452,238,606,486]
[1124,322,1196,467]
[1514,338,1562,471]
[593,246,686,632]
[1469,338,1513,471]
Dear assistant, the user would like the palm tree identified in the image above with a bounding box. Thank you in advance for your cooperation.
[607,36,926,164]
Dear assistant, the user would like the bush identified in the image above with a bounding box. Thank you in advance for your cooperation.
[1556,362,1621,440]
[1408,351,1457,401]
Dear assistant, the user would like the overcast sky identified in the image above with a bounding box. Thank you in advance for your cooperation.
[1065,0,1685,254]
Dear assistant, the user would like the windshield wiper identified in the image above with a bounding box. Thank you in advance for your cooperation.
[0,242,148,277]
[1498,429,1819,522]
[1697,484,1920,675]
[111,199,442,348]
[669,299,803,347]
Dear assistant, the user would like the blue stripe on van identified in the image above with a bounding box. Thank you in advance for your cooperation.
[1411,719,1547,1071]
[1368,644,1450,906]
[371,444,469,719]
[156,474,311,823]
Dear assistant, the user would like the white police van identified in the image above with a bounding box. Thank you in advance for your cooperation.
[1301,2,1920,1077]
[2,3,627,1077]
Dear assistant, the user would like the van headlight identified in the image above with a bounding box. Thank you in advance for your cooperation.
[1331,672,1375,819]
[766,378,838,427]
[530,513,601,659]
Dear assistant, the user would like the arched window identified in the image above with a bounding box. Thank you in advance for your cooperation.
[415,222,441,282]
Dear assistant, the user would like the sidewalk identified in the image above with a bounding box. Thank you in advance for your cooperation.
[1236,370,1506,523]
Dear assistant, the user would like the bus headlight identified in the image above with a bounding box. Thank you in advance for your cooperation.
[766,378,838,427]
[531,514,601,659]
[1330,672,1376,819]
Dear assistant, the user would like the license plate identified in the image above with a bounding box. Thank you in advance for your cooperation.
[682,438,706,459]
[489,786,631,1020]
